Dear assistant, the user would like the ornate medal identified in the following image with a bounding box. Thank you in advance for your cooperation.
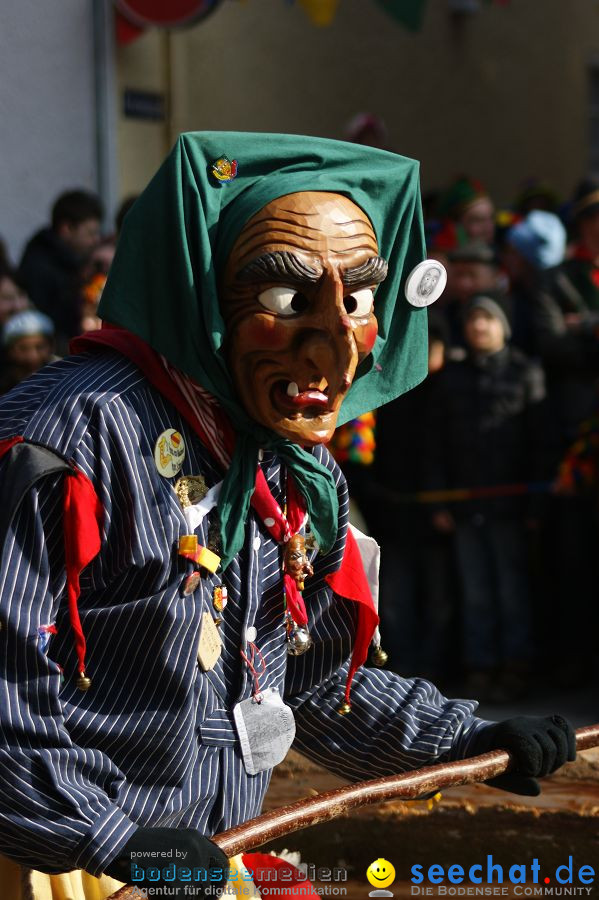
[213,585,228,613]
[175,475,209,508]
[211,156,238,183]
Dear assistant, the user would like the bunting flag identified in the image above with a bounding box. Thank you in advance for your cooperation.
[298,0,340,26]
[114,0,221,44]
[375,0,429,32]
[115,0,220,28]
[115,10,144,44]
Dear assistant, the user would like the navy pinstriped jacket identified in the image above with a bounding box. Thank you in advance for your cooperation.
[0,352,489,877]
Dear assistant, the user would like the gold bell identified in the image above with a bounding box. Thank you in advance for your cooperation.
[337,701,352,716]
[76,673,92,691]
[371,646,389,667]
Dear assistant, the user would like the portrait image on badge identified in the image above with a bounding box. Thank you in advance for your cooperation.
[405,259,447,307]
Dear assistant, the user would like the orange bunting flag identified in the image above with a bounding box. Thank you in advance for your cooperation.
[298,0,340,26]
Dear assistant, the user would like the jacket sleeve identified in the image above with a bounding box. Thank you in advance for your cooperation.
[0,467,137,875]
[420,370,452,518]
[522,359,559,484]
[533,275,599,373]
[284,590,491,783]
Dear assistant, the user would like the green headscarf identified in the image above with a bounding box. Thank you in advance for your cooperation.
[98,132,427,568]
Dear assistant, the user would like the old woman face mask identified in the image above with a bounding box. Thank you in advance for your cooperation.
[221,191,386,446]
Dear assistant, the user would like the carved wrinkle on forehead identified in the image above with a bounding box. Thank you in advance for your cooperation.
[232,209,378,262]
[232,214,336,259]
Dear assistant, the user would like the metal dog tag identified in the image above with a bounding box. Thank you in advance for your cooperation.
[232,688,296,775]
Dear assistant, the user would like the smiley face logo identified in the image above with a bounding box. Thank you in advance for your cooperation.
[367,858,396,890]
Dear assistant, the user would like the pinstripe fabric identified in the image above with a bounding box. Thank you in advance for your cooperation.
[160,357,230,470]
[0,353,489,879]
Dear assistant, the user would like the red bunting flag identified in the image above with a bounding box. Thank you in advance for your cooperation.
[114,0,221,44]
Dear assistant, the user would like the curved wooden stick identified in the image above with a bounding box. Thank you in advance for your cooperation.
[108,724,599,900]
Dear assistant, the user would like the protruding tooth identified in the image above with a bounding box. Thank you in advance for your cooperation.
[287,381,299,397]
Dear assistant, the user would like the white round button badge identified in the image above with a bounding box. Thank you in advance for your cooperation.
[405,260,447,307]
[154,428,186,478]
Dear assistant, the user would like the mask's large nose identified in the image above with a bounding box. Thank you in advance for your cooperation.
[296,277,358,391]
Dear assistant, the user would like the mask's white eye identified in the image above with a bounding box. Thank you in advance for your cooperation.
[344,288,374,317]
[257,286,309,316]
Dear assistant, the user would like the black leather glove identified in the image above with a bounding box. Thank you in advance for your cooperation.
[105,826,229,896]
[470,715,576,796]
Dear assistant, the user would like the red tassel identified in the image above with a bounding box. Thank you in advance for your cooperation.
[284,573,308,626]
[326,529,379,705]
[0,436,24,458]
[63,469,103,682]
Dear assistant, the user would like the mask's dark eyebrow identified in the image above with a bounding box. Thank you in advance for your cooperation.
[236,251,321,285]
[342,256,388,287]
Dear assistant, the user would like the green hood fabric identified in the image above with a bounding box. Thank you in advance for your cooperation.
[98,131,427,567]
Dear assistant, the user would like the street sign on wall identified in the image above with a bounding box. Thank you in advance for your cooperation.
[123,89,165,120]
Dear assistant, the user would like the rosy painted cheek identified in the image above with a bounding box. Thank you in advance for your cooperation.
[356,319,378,355]
[244,316,290,351]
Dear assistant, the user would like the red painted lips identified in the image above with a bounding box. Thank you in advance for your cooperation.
[272,381,330,415]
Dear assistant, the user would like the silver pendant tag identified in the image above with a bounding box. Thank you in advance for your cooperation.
[233,688,296,774]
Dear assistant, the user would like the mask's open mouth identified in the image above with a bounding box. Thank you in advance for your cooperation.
[271,380,331,418]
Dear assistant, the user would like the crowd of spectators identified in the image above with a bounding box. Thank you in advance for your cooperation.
[0,188,135,383]
[3,164,599,706]
[334,171,599,704]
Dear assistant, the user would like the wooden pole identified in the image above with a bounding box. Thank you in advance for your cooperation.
[108,723,599,900]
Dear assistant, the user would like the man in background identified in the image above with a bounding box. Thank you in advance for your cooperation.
[440,241,504,353]
[19,189,103,352]
[425,294,549,701]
